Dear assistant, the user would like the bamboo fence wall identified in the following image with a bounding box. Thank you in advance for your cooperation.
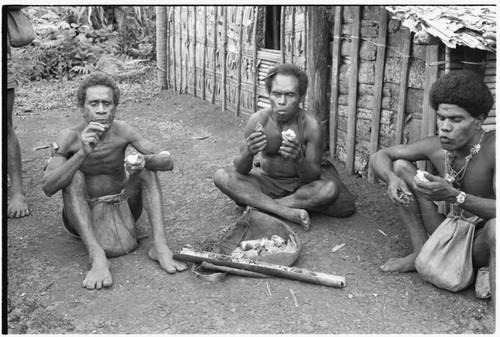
[158,5,496,178]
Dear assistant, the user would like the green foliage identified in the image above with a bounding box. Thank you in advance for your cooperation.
[12,6,156,82]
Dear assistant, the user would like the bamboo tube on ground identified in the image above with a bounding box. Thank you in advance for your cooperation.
[174,248,346,288]
[346,6,361,175]
[368,8,388,183]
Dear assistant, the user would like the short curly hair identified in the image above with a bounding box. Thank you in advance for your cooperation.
[265,64,309,97]
[429,70,493,118]
[76,72,121,108]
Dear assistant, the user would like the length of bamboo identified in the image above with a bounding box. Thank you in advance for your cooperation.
[156,6,166,89]
[202,7,207,100]
[212,6,218,104]
[179,7,184,93]
[222,7,228,111]
[236,6,244,117]
[395,29,411,145]
[303,7,307,71]
[329,6,342,162]
[174,248,346,288]
[291,6,296,63]
[193,6,197,97]
[367,8,388,183]
[346,6,361,175]
[280,7,285,63]
[172,8,177,92]
[252,6,259,112]
[166,6,170,90]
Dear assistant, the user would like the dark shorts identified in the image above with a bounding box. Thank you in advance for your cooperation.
[247,170,303,199]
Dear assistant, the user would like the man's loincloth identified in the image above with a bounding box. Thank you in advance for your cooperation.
[247,169,303,199]
[62,192,139,257]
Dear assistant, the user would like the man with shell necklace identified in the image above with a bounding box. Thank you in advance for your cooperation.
[214,64,355,231]
[370,70,495,297]
[42,72,187,290]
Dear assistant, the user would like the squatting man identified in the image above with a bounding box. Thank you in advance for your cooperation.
[370,70,495,299]
[42,72,187,290]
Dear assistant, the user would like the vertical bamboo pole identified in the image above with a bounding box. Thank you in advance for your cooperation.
[236,6,244,117]
[212,6,218,104]
[156,6,166,89]
[185,6,189,94]
[202,6,207,100]
[172,8,177,92]
[252,6,259,113]
[367,7,388,183]
[345,6,361,175]
[280,7,285,63]
[303,6,307,71]
[179,7,184,93]
[166,6,171,90]
[291,6,296,63]
[419,44,439,171]
[193,6,197,97]
[329,6,343,162]
[395,28,412,145]
[445,46,451,74]
[222,7,228,111]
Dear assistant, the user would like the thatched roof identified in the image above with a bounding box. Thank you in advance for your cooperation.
[386,6,496,52]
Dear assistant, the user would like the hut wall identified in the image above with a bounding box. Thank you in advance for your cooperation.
[160,5,496,178]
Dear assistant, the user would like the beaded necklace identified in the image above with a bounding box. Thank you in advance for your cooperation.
[444,130,485,188]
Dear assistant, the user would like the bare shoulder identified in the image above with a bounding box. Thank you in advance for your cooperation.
[111,120,141,139]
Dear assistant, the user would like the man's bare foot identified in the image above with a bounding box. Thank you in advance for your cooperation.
[82,258,112,290]
[380,253,418,272]
[8,193,30,218]
[149,246,188,274]
[286,208,310,230]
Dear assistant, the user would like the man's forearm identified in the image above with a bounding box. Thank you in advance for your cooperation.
[233,149,254,174]
[447,190,496,220]
[143,152,173,171]
[294,157,321,183]
[42,150,87,197]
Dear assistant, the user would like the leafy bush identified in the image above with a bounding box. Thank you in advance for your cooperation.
[11,6,156,82]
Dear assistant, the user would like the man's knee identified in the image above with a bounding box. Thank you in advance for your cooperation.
[485,218,496,251]
[392,159,417,176]
[213,168,231,189]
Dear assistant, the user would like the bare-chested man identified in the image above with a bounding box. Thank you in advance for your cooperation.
[213,64,355,230]
[42,72,187,290]
[370,70,495,298]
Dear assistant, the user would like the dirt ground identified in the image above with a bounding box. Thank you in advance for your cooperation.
[5,87,495,334]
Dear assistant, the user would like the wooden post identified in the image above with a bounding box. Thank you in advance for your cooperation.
[202,6,207,100]
[166,6,170,90]
[172,8,177,92]
[222,7,228,111]
[156,6,167,90]
[280,7,285,63]
[329,6,343,162]
[395,28,412,145]
[346,6,361,175]
[291,6,296,63]
[445,46,451,74]
[307,6,330,136]
[212,6,218,104]
[419,44,439,171]
[236,6,244,117]
[367,7,388,183]
[303,7,307,71]
[252,6,259,113]
[179,7,184,93]
[193,6,197,97]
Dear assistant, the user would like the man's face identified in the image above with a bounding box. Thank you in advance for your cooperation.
[269,74,302,122]
[82,85,116,127]
[437,103,483,152]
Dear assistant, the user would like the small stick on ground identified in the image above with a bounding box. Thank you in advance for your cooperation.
[266,282,272,296]
[290,289,299,307]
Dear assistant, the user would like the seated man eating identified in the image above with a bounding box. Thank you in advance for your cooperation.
[42,72,187,290]
[213,63,355,230]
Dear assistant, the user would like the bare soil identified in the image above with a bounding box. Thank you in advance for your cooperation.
[5,87,494,334]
